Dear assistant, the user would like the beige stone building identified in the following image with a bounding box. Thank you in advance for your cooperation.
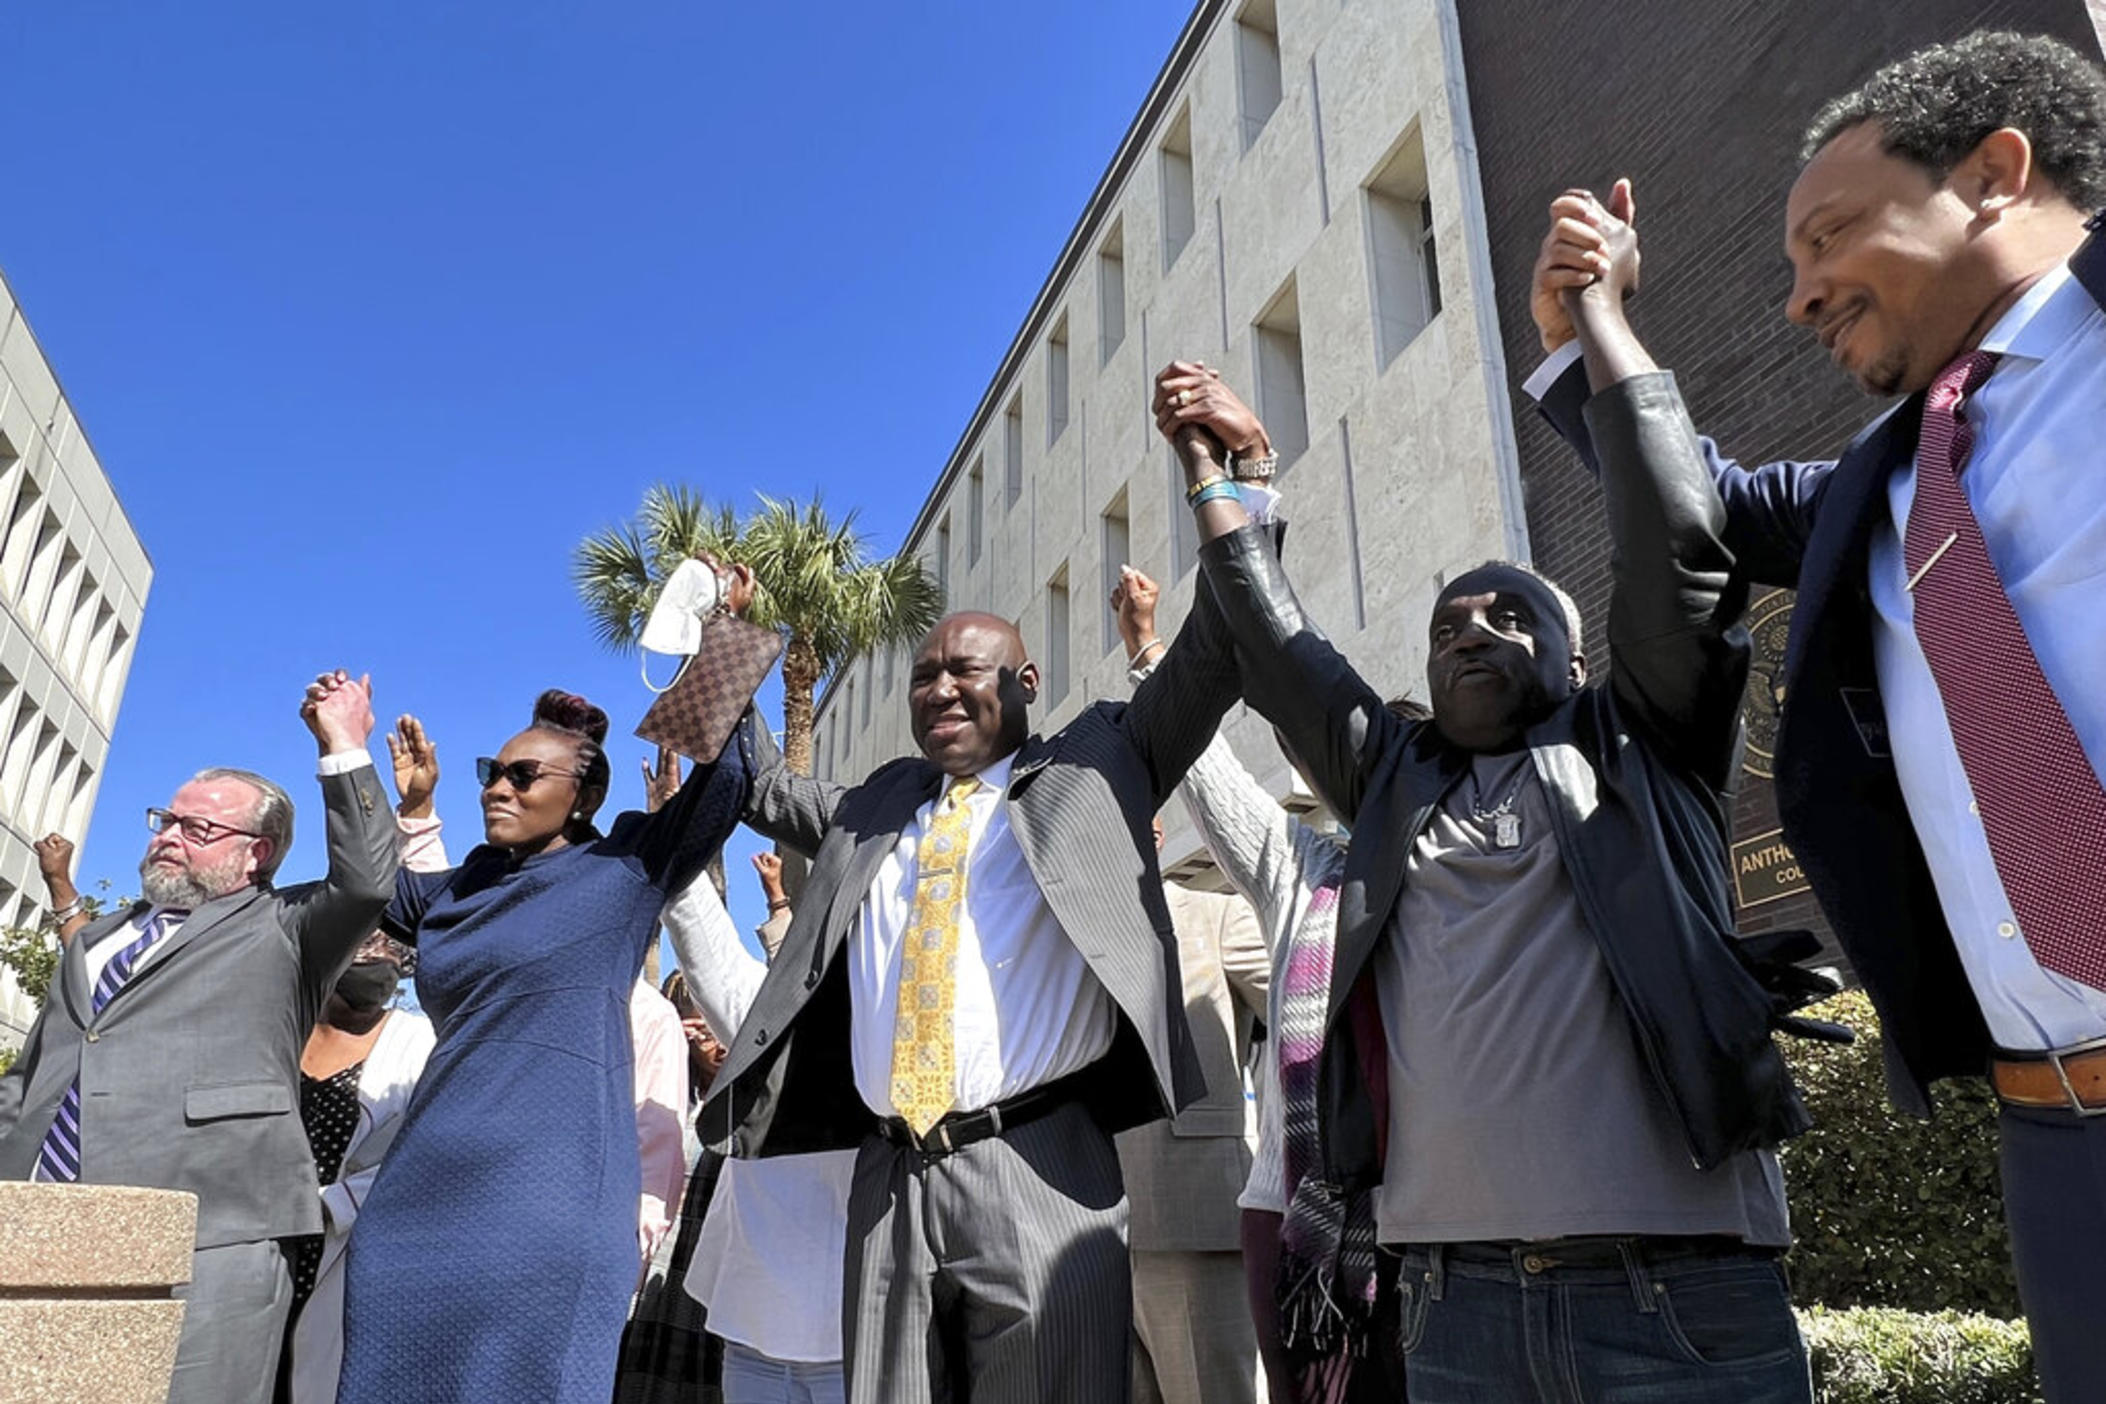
[0,269,152,1041]
[812,0,1525,877]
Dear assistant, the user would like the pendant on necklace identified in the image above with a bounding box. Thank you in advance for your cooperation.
[1492,813,1523,850]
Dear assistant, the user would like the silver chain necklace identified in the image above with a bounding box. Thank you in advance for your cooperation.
[1466,761,1528,850]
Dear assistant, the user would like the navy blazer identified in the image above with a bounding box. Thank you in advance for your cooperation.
[1537,221,2106,1115]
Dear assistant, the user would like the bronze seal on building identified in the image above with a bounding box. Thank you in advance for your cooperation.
[1742,589,1793,779]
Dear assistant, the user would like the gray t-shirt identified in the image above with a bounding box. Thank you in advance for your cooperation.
[1372,750,1790,1247]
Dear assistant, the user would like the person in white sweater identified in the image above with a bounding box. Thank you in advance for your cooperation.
[650,759,856,1404]
[1113,559,1414,1404]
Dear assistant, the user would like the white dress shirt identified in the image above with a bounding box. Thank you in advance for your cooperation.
[1869,265,2106,1051]
[849,750,1117,1119]
[81,908,179,990]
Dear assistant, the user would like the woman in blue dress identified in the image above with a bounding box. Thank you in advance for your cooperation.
[335,684,750,1404]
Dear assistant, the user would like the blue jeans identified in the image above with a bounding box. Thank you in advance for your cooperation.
[720,1340,847,1404]
[1395,1240,1811,1403]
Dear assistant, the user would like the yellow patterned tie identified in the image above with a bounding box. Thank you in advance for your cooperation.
[890,775,982,1135]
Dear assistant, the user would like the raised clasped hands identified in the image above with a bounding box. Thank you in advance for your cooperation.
[302,670,376,757]
[1532,177,1641,350]
[388,715,440,818]
[693,551,758,618]
[1152,361,1271,475]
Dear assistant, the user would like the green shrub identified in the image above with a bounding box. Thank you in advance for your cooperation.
[0,1045,13,1076]
[1801,1305,2036,1404]
[1779,990,2020,1317]
[0,924,59,1007]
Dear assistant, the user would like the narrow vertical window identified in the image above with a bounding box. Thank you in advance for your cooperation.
[935,516,951,603]
[1160,107,1195,270]
[1254,278,1310,470]
[1045,567,1072,707]
[0,475,37,602]
[1366,129,1443,366]
[1098,223,1126,366]
[1004,395,1025,507]
[1047,314,1071,445]
[967,457,985,564]
[1236,0,1283,150]
[1100,491,1131,655]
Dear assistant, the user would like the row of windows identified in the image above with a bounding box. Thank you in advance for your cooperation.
[816,4,1444,775]
[0,453,136,718]
[0,667,97,843]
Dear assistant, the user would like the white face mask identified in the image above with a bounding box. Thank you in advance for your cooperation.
[639,559,727,688]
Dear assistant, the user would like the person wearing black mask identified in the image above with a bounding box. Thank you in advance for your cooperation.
[276,931,434,1404]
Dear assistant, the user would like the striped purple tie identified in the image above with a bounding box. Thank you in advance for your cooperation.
[33,913,177,1183]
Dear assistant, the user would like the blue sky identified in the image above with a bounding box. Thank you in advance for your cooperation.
[6,1,1194,949]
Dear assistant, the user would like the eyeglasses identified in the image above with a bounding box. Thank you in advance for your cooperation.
[146,807,263,845]
[475,757,586,791]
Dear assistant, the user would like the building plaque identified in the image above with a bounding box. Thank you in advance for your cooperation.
[1742,589,1792,779]
[1733,827,1811,909]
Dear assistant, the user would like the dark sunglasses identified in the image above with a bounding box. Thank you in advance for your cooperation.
[146,807,263,845]
[475,757,585,791]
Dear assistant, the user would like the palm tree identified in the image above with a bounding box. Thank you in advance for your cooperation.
[573,484,742,652]
[574,488,943,775]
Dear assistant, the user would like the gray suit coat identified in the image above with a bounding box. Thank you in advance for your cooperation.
[0,763,397,1247]
[1117,882,1267,1253]
[700,599,1243,1159]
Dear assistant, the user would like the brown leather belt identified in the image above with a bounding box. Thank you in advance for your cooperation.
[1990,1038,2106,1115]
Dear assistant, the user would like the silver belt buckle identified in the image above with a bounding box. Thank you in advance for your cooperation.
[2045,1034,2106,1118]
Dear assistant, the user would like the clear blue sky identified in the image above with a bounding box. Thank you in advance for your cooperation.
[6,1,1195,947]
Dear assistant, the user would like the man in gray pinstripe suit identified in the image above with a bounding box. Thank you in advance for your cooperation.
[699,592,1242,1404]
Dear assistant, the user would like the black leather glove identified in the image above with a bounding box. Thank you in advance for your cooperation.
[1736,928,1854,1045]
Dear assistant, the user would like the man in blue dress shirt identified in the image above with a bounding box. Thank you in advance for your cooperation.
[1529,32,2106,1401]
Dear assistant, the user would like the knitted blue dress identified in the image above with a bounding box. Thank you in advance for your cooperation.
[335,746,747,1404]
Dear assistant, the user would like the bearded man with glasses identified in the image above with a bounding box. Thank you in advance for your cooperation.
[0,667,398,1404]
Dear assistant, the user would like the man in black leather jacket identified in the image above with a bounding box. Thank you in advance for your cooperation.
[1151,186,1814,1402]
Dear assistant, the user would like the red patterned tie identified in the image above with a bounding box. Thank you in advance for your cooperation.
[1906,349,2106,993]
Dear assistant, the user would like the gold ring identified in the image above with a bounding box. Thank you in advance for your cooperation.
[1175,389,1191,407]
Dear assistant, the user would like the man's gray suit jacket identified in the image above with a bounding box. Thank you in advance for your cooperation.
[1117,881,1268,1253]
[701,595,1244,1159]
[0,762,398,1248]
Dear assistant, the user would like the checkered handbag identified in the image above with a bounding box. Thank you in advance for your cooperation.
[635,615,782,762]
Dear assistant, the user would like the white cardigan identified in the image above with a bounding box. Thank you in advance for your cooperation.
[1127,638,1348,1216]
[285,1007,436,1404]
[663,873,857,1364]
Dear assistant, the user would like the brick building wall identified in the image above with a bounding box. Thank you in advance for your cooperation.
[1455,0,2103,953]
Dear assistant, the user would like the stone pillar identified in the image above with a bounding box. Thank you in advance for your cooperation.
[0,1182,196,1404]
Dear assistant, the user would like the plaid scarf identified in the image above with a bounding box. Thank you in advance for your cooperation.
[1273,873,1386,1400]
[611,1147,725,1404]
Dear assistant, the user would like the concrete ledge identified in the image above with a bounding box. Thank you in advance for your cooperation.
[0,1300,188,1403]
[0,1183,196,1290]
[0,1183,195,1404]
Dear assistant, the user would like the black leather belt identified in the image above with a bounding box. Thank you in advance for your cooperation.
[1431,1235,1777,1273]
[874,1068,1091,1157]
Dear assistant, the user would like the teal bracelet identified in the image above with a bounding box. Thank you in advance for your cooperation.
[1187,480,1241,510]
